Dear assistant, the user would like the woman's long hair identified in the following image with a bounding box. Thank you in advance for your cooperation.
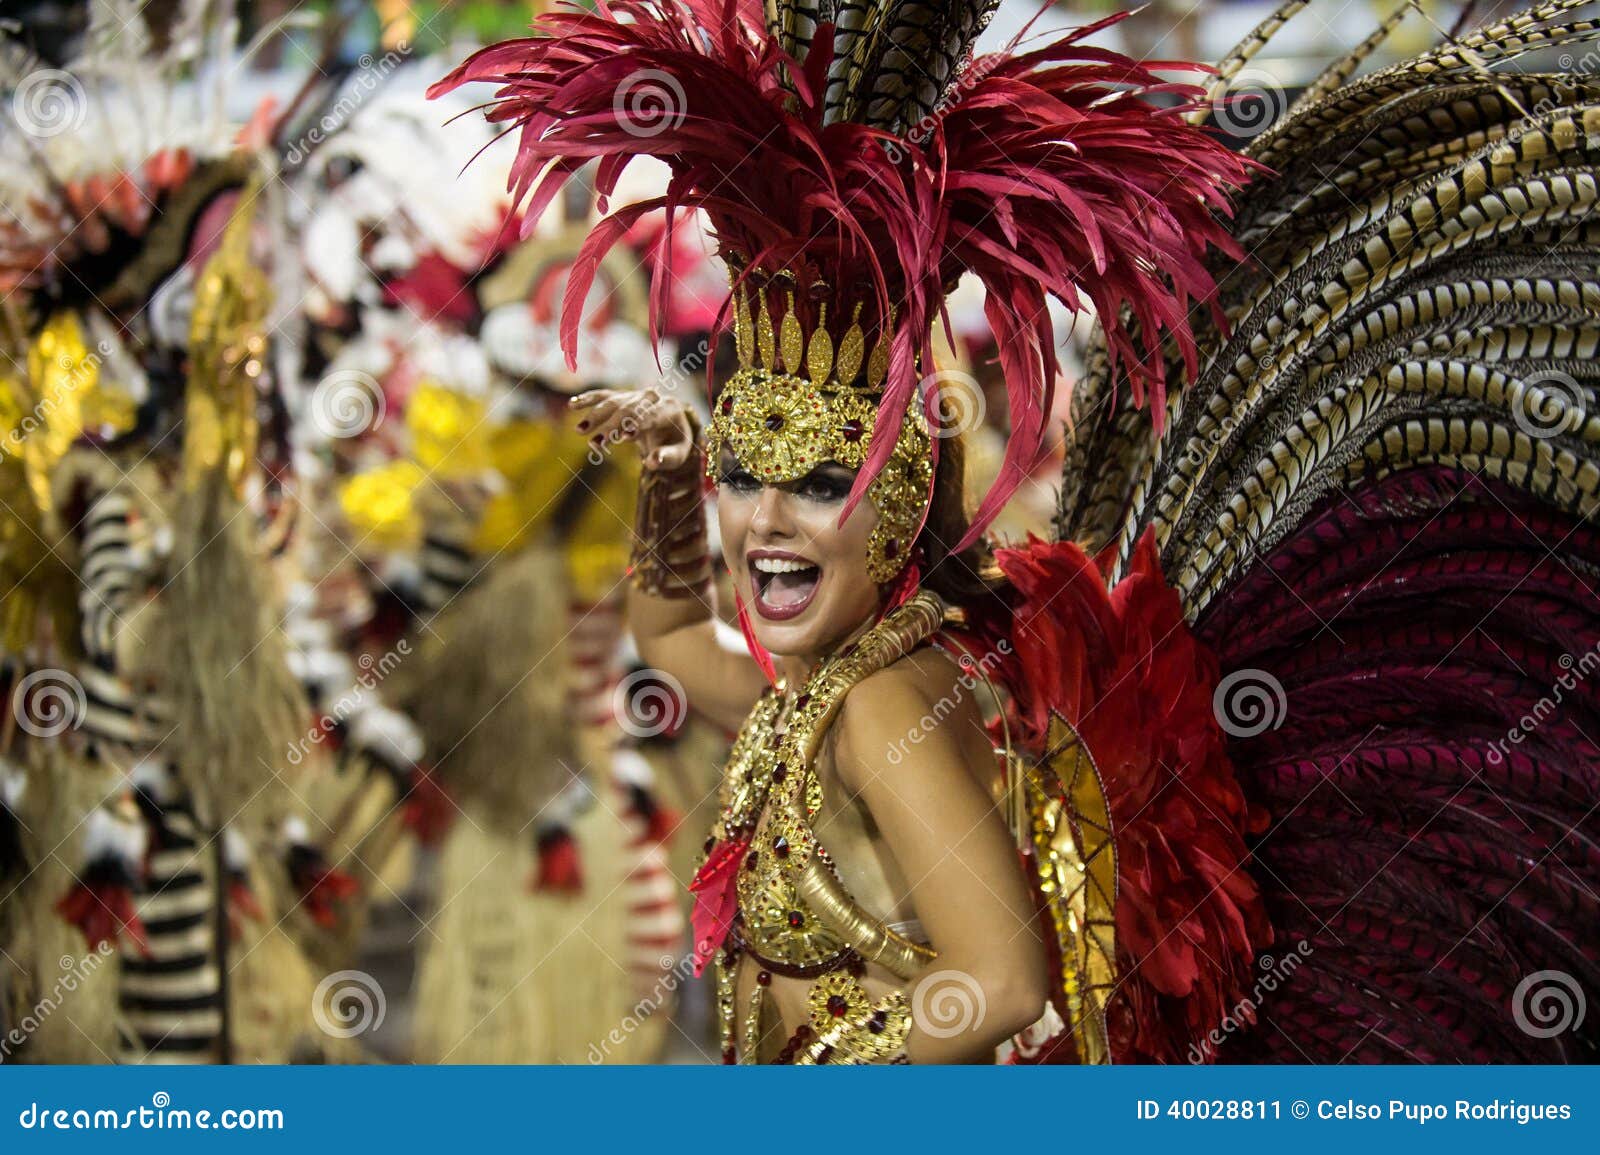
[915,434,1015,632]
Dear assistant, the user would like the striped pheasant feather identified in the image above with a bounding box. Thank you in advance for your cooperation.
[1060,0,1600,1065]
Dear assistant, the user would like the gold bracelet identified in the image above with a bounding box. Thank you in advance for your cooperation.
[629,419,712,599]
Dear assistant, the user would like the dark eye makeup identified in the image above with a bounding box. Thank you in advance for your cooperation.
[715,455,856,504]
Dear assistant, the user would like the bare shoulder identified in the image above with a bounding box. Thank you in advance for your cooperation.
[832,645,984,789]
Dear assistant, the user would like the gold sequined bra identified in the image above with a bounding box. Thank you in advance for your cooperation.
[702,593,945,1064]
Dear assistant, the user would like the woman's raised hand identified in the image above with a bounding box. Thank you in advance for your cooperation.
[570,388,698,471]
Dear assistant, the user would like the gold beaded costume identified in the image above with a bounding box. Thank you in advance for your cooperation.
[434,0,1261,1063]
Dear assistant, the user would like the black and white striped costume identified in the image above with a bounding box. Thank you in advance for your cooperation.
[73,477,226,1065]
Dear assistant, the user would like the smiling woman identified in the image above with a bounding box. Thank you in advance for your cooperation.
[575,382,1052,1063]
[435,0,1260,1064]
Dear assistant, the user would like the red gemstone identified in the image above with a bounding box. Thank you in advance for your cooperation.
[764,413,784,431]
[722,1047,737,1063]
[794,693,810,709]
[756,970,772,987]
[827,995,848,1017]
[720,397,733,415]
[884,539,899,558]
[773,836,790,858]
[744,851,759,871]
[841,419,864,442]
[787,910,804,928]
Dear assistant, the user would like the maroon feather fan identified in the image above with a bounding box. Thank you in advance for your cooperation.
[430,0,1255,541]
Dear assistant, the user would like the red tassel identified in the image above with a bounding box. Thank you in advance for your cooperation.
[292,856,360,929]
[55,881,148,955]
[228,879,263,940]
[688,836,748,975]
[531,830,584,893]
[879,549,923,614]
[734,589,777,686]
[401,766,456,848]
[643,802,681,845]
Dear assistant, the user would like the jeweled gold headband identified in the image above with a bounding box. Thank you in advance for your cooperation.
[706,270,933,583]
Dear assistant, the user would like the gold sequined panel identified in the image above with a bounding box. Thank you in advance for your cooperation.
[1027,715,1117,1065]
[717,593,946,972]
[713,688,784,840]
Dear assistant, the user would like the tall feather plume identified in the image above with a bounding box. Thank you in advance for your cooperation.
[433,0,1252,543]
[1057,0,1600,1063]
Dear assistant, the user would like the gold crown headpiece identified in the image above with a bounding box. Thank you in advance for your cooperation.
[706,264,933,583]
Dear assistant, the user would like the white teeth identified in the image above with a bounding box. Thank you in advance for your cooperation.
[751,557,818,575]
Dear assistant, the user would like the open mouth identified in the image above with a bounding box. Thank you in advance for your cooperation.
[749,551,822,621]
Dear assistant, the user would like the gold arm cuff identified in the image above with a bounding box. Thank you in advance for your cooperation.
[795,855,936,980]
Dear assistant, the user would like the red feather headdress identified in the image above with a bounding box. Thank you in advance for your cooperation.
[432,0,1254,540]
